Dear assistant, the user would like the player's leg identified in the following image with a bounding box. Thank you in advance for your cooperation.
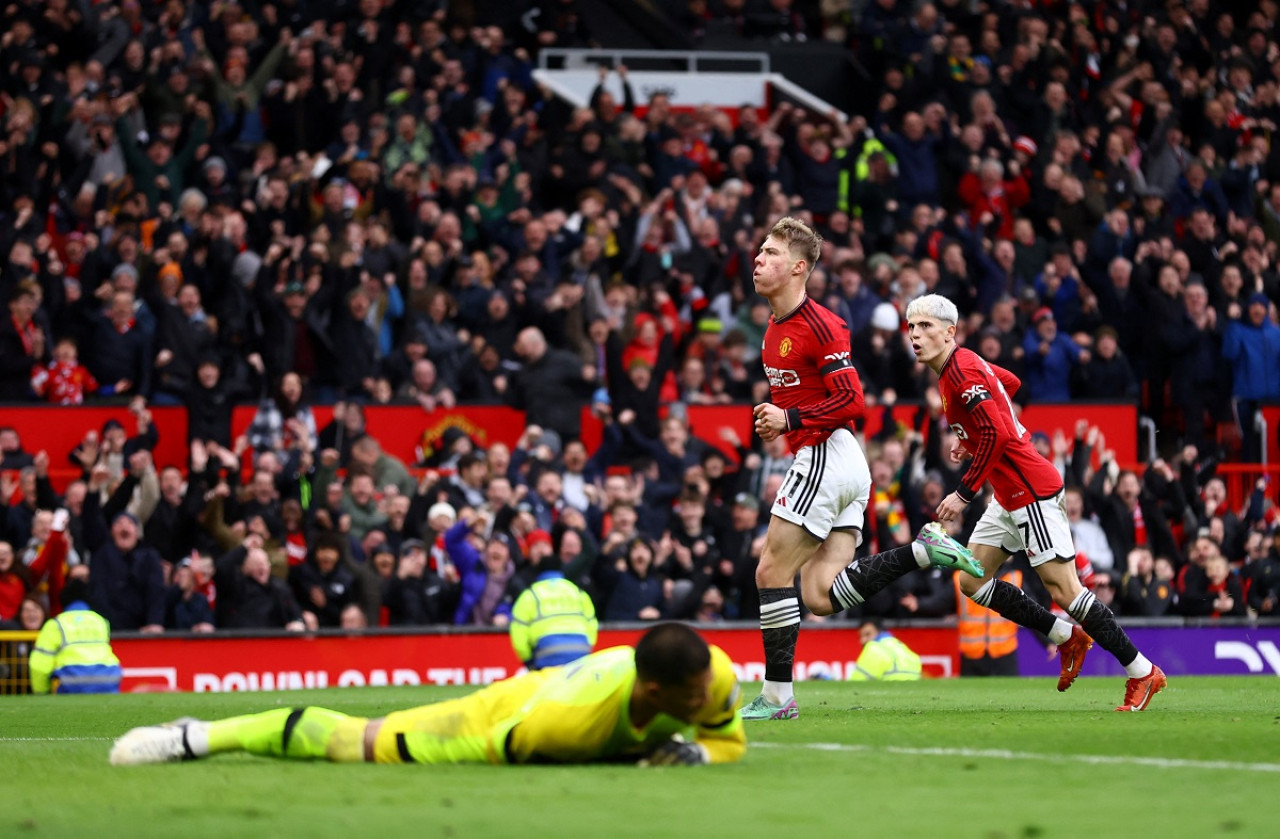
[959,501,1079,661]
[110,707,369,766]
[746,432,860,718]
[791,429,975,615]
[802,529,859,615]
[1026,495,1165,709]
[370,703,503,764]
[746,515,821,718]
[829,523,983,612]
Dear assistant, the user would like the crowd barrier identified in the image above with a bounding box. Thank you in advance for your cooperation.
[107,623,961,693]
[6,619,1277,695]
[4,401,1139,492]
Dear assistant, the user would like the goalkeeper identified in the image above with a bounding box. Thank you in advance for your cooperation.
[111,623,745,767]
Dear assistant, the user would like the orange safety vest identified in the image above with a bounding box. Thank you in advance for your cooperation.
[955,569,1021,659]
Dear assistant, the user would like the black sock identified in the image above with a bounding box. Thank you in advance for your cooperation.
[977,579,1058,636]
[759,586,800,683]
[1069,590,1139,667]
[830,545,920,612]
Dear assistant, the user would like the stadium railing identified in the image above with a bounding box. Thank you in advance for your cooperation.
[0,631,37,695]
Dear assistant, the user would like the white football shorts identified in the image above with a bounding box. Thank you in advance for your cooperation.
[969,489,1076,566]
[769,427,871,541]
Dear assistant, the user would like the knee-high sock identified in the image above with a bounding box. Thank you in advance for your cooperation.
[759,586,800,704]
[969,578,1058,636]
[1067,589,1151,678]
[829,544,926,612]
[205,707,362,761]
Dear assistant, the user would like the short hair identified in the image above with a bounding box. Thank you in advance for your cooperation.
[768,216,823,272]
[634,623,711,686]
[905,293,959,326]
[60,578,91,610]
[313,530,345,557]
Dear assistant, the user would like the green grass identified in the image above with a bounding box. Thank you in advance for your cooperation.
[3,677,1276,839]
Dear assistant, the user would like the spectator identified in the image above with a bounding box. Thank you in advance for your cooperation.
[1182,553,1246,618]
[213,537,305,631]
[600,536,668,622]
[1077,326,1138,400]
[115,97,212,208]
[30,337,110,404]
[82,465,165,633]
[1222,293,1280,462]
[347,436,415,498]
[0,428,34,470]
[506,326,598,442]
[1090,467,1180,572]
[86,291,150,400]
[1021,307,1087,403]
[957,158,1030,241]
[1169,159,1230,227]
[384,539,454,626]
[449,514,516,627]
[152,284,217,405]
[18,506,74,616]
[1064,486,1115,574]
[289,532,360,630]
[1164,280,1226,450]
[1245,531,1280,616]
[246,372,318,461]
[185,356,249,447]
[1118,547,1176,618]
[0,540,30,622]
[163,557,215,632]
[0,284,44,400]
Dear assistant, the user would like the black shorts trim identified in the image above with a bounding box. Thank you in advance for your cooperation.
[396,732,414,763]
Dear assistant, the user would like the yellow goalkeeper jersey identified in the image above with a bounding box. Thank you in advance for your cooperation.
[376,644,746,765]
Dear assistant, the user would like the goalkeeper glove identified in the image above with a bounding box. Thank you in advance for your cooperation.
[640,737,709,767]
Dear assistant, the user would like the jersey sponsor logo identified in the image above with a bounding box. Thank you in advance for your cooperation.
[950,423,968,440]
[763,365,800,388]
[779,337,793,357]
[961,384,992,409]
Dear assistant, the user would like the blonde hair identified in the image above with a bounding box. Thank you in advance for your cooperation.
[905,293,959,326]
[768,216,823,273]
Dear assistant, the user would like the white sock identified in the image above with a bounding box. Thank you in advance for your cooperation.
[1047,619,1073,646]
[1124,654,1153,679]
[184,721,210,757]
[762,679,794,705]
[911,541,928,568]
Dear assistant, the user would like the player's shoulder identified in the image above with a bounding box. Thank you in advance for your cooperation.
[946,348,992,381]
[799,297,849,332]
[941,350,993,407]
[700,646,742,725]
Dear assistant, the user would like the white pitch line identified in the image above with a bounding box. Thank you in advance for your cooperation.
[754,742,1280,773]
[5,737,1278,773]
[0,736,112,742]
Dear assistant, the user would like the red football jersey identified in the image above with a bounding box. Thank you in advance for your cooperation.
[937,347,1062,509]
[760,296,865,450]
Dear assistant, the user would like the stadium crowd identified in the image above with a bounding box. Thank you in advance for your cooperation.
[2,0,1280,637]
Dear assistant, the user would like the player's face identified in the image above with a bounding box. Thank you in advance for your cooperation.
[906,314,954,367]
[752,236,802,297]
[650,668,714,723]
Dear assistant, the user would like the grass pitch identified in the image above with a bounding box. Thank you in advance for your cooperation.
[3,676,1275,839]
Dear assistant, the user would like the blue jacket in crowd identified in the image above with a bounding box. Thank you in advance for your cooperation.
[1223,315,1280,401]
